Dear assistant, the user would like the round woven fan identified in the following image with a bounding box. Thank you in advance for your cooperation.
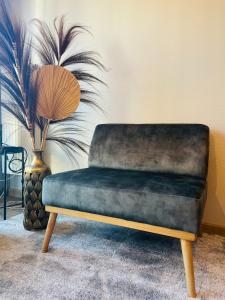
[34,65,80,120]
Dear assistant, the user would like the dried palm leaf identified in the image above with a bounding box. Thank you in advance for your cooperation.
[34,65,80,120]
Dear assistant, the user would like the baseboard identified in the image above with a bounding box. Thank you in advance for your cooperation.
[202,222,225,237]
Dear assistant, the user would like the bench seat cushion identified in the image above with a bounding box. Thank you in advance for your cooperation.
[43,167,206,233]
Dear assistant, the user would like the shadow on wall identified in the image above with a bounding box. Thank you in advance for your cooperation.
[204,130,225,225]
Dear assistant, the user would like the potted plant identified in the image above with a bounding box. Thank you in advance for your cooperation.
[0,1,105,230]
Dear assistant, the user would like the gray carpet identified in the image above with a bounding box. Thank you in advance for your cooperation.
[0,214,225,300]
[0,196,23,220]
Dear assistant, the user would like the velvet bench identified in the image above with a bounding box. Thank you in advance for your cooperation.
[41,124,209,298]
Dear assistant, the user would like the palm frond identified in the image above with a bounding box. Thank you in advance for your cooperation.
[45,137,84,165]
[1,101,28,130]
[32,19,58,64]
[54,16,87,58]
[0,72,24,109]
[33,17,87,65]
[71,69,106,87]
[0,0,38,148]
[47,123,89,164]
[33,16,106,110]
[49,112,84,125]
[60,51,105,70]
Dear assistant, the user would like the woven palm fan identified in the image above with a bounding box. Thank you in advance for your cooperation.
[33,65,80,150]
[34,65,80,120]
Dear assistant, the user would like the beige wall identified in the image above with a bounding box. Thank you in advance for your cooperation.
[19,0,225,227]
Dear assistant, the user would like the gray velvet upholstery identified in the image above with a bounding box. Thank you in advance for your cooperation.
[43,124,209,234]
[89,124,209,178]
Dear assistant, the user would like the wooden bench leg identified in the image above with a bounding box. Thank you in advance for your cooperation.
[180,239,197,298]
[41,212,58,253]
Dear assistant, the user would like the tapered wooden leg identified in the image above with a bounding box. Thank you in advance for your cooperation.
[181,239,197,298]
[41,212,58,253]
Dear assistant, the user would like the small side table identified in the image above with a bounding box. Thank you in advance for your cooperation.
[0,146,25,220]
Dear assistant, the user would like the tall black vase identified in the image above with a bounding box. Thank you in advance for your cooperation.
[23,150,51,230]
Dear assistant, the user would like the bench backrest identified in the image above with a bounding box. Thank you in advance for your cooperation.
[89,124,209,179]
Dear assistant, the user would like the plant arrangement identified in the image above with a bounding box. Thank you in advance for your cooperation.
[0,1,105,230]
[0,1,105,160]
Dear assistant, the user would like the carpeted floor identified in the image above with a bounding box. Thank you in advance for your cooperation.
[0,196,23,220]
[0,214,225,300]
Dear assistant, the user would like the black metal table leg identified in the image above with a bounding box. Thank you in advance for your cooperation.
[21,149,24,208]
[1,146,26,220]
[3,153,7,220]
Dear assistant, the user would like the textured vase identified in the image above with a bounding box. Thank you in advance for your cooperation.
[23,150,51,230]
